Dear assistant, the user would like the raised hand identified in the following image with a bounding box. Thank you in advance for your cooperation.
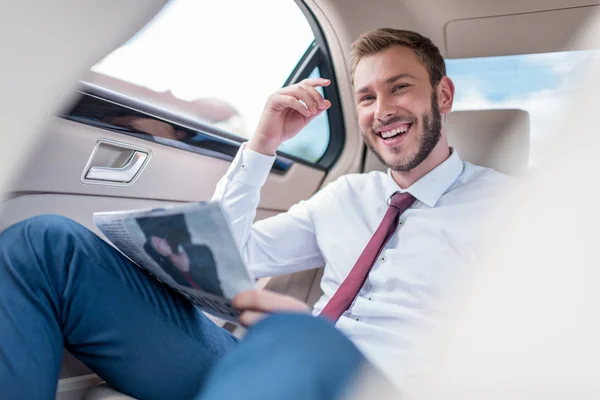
[248,78,331,155]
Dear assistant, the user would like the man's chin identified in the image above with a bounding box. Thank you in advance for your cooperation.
[371,150,412,172]
[364,138,412,169]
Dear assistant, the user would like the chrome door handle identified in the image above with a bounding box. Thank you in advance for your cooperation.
[85,150,148,183]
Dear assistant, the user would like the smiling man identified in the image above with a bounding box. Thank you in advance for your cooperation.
[224,28,515,386]
[352,35,450,186]
[0,28,515,399]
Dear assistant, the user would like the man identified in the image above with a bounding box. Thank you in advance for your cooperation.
[221,27,513,383]
[0,29,513,399]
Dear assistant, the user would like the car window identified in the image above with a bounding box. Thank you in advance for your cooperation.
[86,0,330,164]
[446,50,600,168]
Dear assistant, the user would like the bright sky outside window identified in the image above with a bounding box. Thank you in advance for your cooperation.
[447,50,600,168]
[89,0,329,162]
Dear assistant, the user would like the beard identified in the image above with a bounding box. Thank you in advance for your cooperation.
[365,91,442,172]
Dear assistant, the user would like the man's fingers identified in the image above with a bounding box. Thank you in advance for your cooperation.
[238,310,268,328]
[269,93,312,117]
[279,78,331,113]
[234,290,310,328]
[280,85,319,114]
[300,83,329,111]
[301,77,331,88]
[233,289,309,313]
[294,85,320,113]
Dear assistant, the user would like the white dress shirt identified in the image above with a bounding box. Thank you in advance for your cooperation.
[211,144,516,389]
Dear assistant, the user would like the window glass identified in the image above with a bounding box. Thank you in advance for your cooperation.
[87,0,329,163]
[446,50,600,168]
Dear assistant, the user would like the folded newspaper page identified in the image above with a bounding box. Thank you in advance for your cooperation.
[93,201,255,323]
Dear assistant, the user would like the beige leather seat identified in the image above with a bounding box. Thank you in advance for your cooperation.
[82,108,530,399]
[84,385,136,400]
[446,109,530,178]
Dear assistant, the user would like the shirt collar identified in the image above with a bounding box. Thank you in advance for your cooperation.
[383,149,464,208]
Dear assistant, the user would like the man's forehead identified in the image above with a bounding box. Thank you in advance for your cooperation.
[353,46,425,91]
[355,73,417,94]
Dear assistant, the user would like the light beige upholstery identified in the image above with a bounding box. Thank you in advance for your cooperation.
[265,268,325,309]
[84,384,135,400]
[446,109,530,177]
[364,108,531,178]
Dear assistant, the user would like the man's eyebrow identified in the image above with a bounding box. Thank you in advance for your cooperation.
[386,73,416,84]
[355,73,417,94]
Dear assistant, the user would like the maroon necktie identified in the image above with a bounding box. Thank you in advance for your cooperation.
[319,191,416,323]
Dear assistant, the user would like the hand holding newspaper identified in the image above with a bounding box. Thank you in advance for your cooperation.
[93,201,255,323]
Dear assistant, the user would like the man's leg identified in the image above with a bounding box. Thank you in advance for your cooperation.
[198,314,367,400]
[0,215,238,399]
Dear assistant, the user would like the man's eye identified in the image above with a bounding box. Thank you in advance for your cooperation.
[360,95,375,102]
[393,84,409,92]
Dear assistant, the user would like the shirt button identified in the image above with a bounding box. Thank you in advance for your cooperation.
[241,164,247,170]
[355,318,360,321]
[368,297,372,301]
[379,255,386,262]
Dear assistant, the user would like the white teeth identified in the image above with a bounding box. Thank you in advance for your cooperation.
[380,125,409,139]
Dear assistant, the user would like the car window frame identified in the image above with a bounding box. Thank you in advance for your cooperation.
[62,0,344,173]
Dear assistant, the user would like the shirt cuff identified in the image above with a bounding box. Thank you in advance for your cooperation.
[225,142,276,187]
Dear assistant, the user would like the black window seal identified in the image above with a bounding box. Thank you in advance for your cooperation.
[284,41,320,87]
[292,0,346,169]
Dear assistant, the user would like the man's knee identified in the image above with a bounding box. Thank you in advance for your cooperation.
[0,215,91,271]
[248,313,365,366]
[200,314,366,399]
[2,214,85,245]
[252,313,344,342]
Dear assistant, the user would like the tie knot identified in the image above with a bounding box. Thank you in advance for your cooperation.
[389,191,416,211]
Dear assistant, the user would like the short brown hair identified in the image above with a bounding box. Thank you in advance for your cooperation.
[350,28,446,86]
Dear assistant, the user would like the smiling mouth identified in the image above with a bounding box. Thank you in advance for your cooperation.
[377,123,412,141]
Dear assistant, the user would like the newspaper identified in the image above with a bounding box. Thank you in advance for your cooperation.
[93,201,255,323]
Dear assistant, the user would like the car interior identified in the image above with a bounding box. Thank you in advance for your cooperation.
[3,0,600,399]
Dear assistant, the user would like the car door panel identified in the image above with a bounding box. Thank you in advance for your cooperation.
[2,117,325,235]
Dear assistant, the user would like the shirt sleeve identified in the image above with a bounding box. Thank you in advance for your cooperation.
[211,143,325,279]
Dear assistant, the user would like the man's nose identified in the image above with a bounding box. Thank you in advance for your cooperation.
[374,97,396,121]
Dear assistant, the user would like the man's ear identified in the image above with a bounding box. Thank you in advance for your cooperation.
[437,76,455,115]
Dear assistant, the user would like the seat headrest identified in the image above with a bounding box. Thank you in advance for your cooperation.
[446,109,530,177]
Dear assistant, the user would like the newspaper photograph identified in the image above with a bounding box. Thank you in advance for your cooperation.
[93,201,256,323]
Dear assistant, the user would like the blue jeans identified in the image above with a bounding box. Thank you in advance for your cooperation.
[0,215,365,399]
